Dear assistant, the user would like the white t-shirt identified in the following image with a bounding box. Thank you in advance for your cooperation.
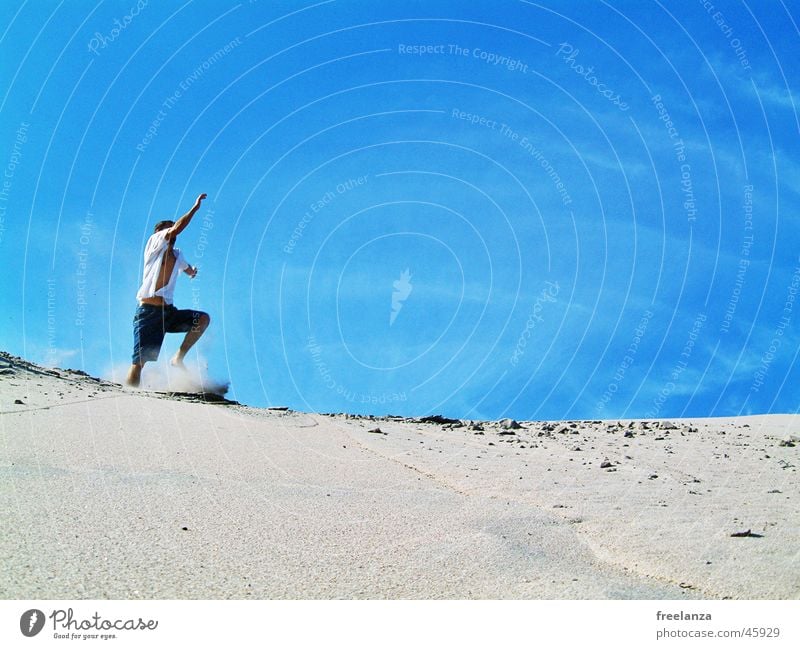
[136,230,189,305]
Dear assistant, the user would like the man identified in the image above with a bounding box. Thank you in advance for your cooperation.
[126,193,210,387]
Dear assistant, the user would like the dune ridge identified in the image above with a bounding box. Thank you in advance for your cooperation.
[1,351,797,599]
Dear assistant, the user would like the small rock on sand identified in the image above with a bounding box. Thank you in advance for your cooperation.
[419,415,461,425]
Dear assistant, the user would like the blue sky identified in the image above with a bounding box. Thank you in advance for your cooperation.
[1,0,799,420]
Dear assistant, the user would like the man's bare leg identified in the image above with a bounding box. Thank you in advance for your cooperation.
[126,363,143,387]
[170,313,210,369]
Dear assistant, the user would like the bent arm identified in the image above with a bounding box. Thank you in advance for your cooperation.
[165,193,207,241]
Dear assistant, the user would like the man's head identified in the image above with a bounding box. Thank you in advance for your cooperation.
[154,220,174,233]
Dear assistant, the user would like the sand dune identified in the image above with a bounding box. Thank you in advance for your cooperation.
[1,351,797,599]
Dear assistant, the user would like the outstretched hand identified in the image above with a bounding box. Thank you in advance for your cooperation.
[186,266,198,278]
[195,193,207,207]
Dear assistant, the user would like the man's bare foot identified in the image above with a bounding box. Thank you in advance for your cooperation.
[126,364,142,387]
[170,355,187,371]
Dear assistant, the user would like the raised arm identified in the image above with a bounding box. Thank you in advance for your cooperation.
[165,193,207,241]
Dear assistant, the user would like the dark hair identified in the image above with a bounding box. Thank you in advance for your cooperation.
[154,220,174,233]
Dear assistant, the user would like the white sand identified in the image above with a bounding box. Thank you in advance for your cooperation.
[0,353,797,599]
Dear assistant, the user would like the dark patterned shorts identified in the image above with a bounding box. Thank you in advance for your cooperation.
[132,304,206,364]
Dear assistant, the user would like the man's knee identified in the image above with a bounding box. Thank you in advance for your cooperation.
[194,312,210,331]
